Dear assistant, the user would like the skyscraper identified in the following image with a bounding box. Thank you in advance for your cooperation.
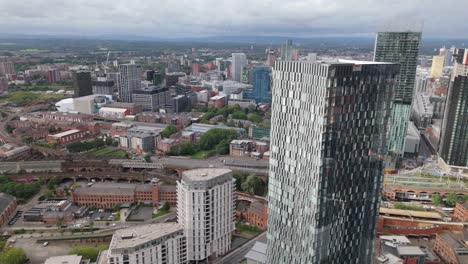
[118,63,140,103]
[72,70,92,97]
[266,49,276,67]
[374,31,422,154]
[280,39,298,61]
[439,48,468,166]
[267,60,399,263]
[177,168,235,262]
[231,53,247,82]
[246,66,271,103]
[431,55,445,78]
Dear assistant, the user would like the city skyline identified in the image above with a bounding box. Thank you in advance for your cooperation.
[1,0,468,38]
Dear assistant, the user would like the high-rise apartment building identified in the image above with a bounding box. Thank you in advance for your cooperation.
[374,31,422,153]
[118,63,140,103]
[431,55,445,78]
[267,60,399,263]
[231,53,247,82]
[245,66,271,103]
[107,223,187,264]
[439,48,468,166]
[177,168,235,262]
[72,70,92,97]
[280,40,298,61]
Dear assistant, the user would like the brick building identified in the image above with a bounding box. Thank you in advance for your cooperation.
[230,139,269,158]
[236,192,268,230]
[0,193,17,227]
[453,202,468,222]
[208,95,226,109]
[42,112,94,123]
[433,233,468,264]
[106,102,142,115]
[71,181,176,209]
[47,129,85,144]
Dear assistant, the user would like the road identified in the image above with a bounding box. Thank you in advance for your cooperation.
[215,232,267,264]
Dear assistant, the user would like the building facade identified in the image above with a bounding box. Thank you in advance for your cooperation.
[267,60,399,263]
[73,70,93,97]
[132,86,171,112]
[47,129,85,144]
[439,48,468,167]
[245,66,271,103]
[118,64,140,103]
[92,79,115,95]
[0,193,17,227]
[374,31,422,153]
[431,55,445,78]
[107,223,187,264]
[177,168,235,262]
[231,53,247,82]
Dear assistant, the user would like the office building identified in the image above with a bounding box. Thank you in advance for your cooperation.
[266,49,276,67]
[430,55,444,78]
[280,40,298,61]
[73,70,92,97]
[92,78,115,95]
[439,48,468,166]
[440,46,454,67]
[107,223,187,264]
[411,93,433,129]
[374,31,422,154]
[119,64,140,102]
[177,168,235,261]
[245,66,271,103]
[153,71,164,85]
[145,69,155,82]
[132,86,171,112]
[267,60,399,263]
[169,94,190,113]
[231,53,247,82]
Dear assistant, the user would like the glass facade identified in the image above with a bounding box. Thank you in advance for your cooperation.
[267,60,399,263]
[374,31,421,153]
[245,66,272,103]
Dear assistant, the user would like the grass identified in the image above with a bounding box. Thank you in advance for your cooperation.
[235,222,263,234]
[34,141,59,148]
[20,49,49,53]
[89,148,127,157]
[0,91,64,106]
[191,150,216,159]
[394,203,426,211]
[152,209,169,219]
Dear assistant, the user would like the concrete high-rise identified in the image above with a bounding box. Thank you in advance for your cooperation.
[72,70,92,97]
[231,53,247,82]
[439,48,468,166]
[267,60,399,263]
[118,63,140,103]
[374,31,422,154]
[431,55,445,78]
[177,168,235,262]
[280,40,298,61]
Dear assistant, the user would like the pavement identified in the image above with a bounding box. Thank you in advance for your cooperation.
[214,231,267,264]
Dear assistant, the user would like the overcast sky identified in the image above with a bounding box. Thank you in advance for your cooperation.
[1,0,466,39]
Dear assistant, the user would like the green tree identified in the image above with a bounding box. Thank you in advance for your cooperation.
[69,245,108,262]
[161,125,178,138]
[199,128,237,150]
[241,175,265,196]
[233,173,248,191]
[0,247,28,264]
[248,113,263,123]
[112,203,121,212]
[431,193,443,206]
[162,202,170,211]
[445,193,459,207]
[215,140,230,155]
[231,111,247,120]
[144,155,151,163]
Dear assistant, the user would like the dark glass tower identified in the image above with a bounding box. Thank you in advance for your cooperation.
[374,31,422,154]
[246,66,271,103]
[73,70,92,97]
[267,60,399,263]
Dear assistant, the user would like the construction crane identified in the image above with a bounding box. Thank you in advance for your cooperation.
[101,50,111,74]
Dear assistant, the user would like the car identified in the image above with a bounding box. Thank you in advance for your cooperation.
[43,242,49,247]
[45,225,52,228]
[111,223,116,226]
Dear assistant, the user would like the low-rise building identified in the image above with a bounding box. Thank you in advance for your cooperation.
[106,102,142,115]
[244,242,267,264]
[0,144,31,159]
[47,129,85,144]
[236,193,268,230]
[45,254,90,264]
[107,223,187,264]
[157,138,179,153]
[208,95,226,109]
[453,202,468,222]
[98,107,129,119]
[185,123,244,135]
[433,233,468,264]
[0,193,16,227]
[248,125,270,141]
[230,140,269,158]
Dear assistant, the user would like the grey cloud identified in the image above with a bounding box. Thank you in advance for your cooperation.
[0,0,466,38]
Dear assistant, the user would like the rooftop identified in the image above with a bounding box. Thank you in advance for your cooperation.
[110,223,183,250]
[74,183,140,196]
[244,242,267,264]
[182,168,232,182]
[44,254,83,264]
[49,129,81,138]
[0,193,15,213]
[99,107,128,113]
[396,246,426,256]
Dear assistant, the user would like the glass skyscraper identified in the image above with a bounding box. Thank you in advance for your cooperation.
[373,31,422,154]
[267,60,399,263]
[245,66,271,103]
[439,48,468,166]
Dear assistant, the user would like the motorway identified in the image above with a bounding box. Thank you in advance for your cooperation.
[215,231,267,264]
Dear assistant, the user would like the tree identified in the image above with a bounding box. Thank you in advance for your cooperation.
[431,193,443,206]
[0,247,28,264]
[248,113,263,123]
[241,175,265,196]
[215,140,230,155]
[445,193,459,207]
[144,155,151,163]
[112,204,121,212]
[199,128,237,150]
[162,202,170,211]
[161,125,178,138]
[69,245,108,262]
[231,111,247,120]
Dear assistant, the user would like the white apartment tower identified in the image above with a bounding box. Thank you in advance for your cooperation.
[118,63,140,103]
[177,168,235,262]
[231,53,247,82]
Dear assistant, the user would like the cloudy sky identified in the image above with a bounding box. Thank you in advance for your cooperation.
[1,0,466,39]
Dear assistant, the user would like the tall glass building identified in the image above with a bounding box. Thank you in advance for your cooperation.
[374,31,422,154]
[267,60,399,263]
[439,48,468,166]
[245,66,271,103]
